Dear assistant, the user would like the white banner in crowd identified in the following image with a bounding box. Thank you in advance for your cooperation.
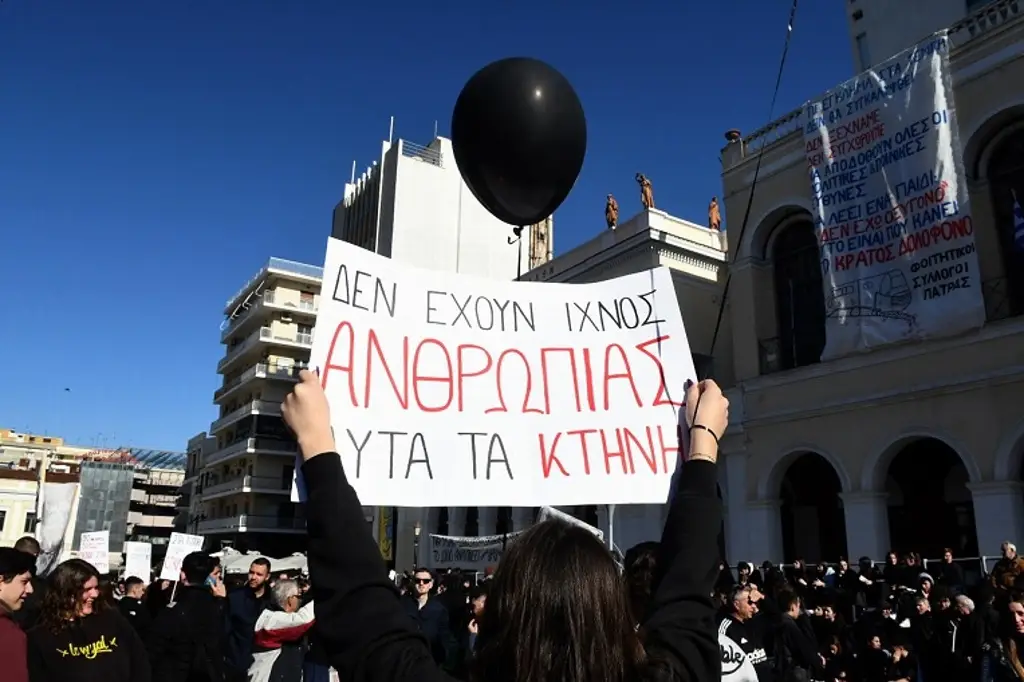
[428,533,522,572]
[124,541,152,581]
[803,30,984,360]
[160,532,204,581]
[295,238,695,508]
[79,531,110,574]
[35,481,78,577]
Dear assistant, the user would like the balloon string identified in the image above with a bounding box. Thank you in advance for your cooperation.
[708,0,800,357]
[517,233,523,281]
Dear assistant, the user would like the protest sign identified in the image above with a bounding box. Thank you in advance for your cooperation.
[298,238,694,508]
[803,30,984,360]
[428,533,521,571]
[123,541,152,581]
[160,532,204,581]
[79,531,109,574]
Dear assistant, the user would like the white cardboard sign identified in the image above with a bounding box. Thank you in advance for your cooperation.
[123,541,152,581]
[296,238,694,508]
[79,531,110,574]
[159,532,204,581]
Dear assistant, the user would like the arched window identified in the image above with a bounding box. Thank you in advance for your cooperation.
[986,126,1024,320]
[773,221,827,369]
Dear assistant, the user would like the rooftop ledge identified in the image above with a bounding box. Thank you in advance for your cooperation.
[721,0,1021,169]
[521,208,727,283]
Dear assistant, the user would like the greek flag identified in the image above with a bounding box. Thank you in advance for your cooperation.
[1014,189,1024,252]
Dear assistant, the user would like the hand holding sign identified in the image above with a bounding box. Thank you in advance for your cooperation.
[283,370,336,462]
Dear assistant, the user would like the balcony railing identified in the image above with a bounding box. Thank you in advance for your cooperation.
[225,258,324,311]
[210,400,282,434]
[213,362,300,402]
[204,437,298,469]
[758,337,783,376]
[982,276,1023,322]
[401,140,443,167]
[221,290,319,341]
[201,475,290,497]
[197,514,307,534]
[217,328,263,372]
[738,0,1022,159]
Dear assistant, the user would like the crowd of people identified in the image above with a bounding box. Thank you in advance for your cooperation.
[2,371,1024,682]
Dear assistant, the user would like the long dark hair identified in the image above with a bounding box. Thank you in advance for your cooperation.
[472,520,644,682]
[38,559,106,632]
[623,542,659,626]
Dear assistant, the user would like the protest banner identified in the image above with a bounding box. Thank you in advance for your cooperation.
[79,531,109,574]
[428,533,522,571]
[803,30,984,360]
[297,238,695,508]
[123,541,152,581]
[159,532,204,581]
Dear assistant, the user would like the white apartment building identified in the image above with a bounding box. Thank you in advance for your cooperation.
[193,258,322,557]
[847,0,1000,72]
[332,134,553,280]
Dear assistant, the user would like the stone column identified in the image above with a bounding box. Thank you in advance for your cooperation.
[511,507,534,531]
[839,492,890,562]
[722,450,749,564]
[746,499,784,565]
[968,481,1024,564]
[447,507,467,536]
[477,507,498,536]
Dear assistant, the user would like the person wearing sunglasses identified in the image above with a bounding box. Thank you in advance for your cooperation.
[402,568,454,668]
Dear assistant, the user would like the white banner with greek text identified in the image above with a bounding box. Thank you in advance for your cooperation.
[124,541,152,581]
[160,532,204,582]
[803,30,984,359]
[298,238,694,508]
[79,531,110,574]
[428,533,521,571]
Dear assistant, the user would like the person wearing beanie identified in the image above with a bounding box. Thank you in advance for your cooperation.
[0,547,36,682]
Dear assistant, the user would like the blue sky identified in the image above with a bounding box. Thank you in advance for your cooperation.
[0,0,851,451]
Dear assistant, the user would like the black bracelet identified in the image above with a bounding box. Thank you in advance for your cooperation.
[691,424,719,444]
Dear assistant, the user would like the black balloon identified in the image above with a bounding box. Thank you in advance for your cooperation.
[451,58,587,227]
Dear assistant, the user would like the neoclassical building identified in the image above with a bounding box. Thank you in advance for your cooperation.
[716,0,1024,569]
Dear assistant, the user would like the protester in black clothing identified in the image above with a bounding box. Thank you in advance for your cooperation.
[887,640,917,682]
[281,369,727,682]
[27,558,150,682]
[224,556,272,681]
[147,551,228,682]
[718,584,773,681]
[118,576,152,640]
[934,548,965,594]
[11,535,45,631]
[403,567,454,667]
[774,589,823,682]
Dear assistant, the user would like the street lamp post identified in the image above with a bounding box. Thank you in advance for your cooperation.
[413,522,421,568]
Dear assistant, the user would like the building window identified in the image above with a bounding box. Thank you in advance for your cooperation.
[852,9,863,20]
[0,510,6,531]
[855,33,871,71]
[772,221,827,370]
[300,291,314,303]
[984,125,1024,320]
[23,512,37,533]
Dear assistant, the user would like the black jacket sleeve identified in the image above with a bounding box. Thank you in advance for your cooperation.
[643,459,721,682]
[303,453,455,682]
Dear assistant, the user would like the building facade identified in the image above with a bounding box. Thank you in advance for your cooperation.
[194,258,322,556]
[846,0,1003,72]
[332,135,552,281]
[716,0,1024,568]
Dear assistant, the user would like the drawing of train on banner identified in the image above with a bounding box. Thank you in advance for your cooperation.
[826,268,916,324]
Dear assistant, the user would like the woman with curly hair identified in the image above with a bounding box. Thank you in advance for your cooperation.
[26,558,150,682]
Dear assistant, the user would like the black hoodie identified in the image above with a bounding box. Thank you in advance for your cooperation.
[27,607,150,682]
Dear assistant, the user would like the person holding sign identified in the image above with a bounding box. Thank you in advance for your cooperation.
[283,368,727,682]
